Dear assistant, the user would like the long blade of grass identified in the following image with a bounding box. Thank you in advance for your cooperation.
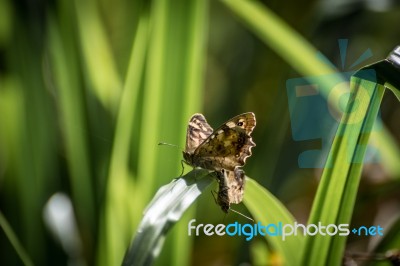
[73,0,122,111]
[244,178,304,266]
[368,48,400,177]
[98,11,149,266]
[164,1,209,265]
[220,0,400,178]
[134,0,208,265]
[220,0,337,79]
[0,212,33,266]
[302,71,385,265]
[366,53,400,262]
[1,23,55,262]
[48,15,96,237]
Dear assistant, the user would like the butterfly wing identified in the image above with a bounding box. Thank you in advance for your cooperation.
[225,168,245,204]
[220,112,256,136]
[184,113,214,154]
[193,112,256,171]
[216,168,246,212]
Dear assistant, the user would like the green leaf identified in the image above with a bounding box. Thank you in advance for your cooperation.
[244,178,304,266]
[302,70,385,266]
[122,170,214,266]
[98,12,150,266]
[99,0,208,265]
[48,15,96,234]
[220,0,400,178]
[0,212,33,266]
[73,0,122,110]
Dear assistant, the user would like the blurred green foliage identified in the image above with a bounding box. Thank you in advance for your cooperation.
[1,0,400,265]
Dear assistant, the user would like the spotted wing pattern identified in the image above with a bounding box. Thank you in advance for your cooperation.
[184,113,214,154]
[183,112,256,171]
[216,168,246,213]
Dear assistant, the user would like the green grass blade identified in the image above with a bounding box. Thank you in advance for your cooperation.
[250,240,270,266]
[0,212,33,266]
[220,0,337,79]
[98,12,149,266]
[73,0,122,111]
[122,170,214,266]
[133,1,208,265]
[243,178,304,266]
[181,0,208,120]
[0,32,53,263]
[99,0,209,263]
[303,71,385,266]
[48,17,96,236]
[135,0,170,205]
[165,1,209,264]
[386,83,400,101]
[220,0,400,178]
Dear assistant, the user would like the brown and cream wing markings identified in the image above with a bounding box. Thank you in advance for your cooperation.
[184,113,214,154]
[184,112,256,171]
[216,168,246,213]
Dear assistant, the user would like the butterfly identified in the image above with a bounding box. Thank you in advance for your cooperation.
[183,112,256,172]
[215,168,246,213]
[183,112,256,212]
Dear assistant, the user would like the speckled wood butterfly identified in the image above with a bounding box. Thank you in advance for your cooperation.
[183,112,256,171]
[183,112,256,212]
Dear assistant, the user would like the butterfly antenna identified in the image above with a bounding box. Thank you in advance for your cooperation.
[158,142,183,151]
[230,208,254,222]
[158,142,186,176]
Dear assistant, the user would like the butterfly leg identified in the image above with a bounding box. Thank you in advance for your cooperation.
[179,160,186,177]
[211,190,218,204]
[212,186,229,221]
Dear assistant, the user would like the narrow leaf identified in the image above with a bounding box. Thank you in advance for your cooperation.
[122,170,215,266]
[244,178,304,266]
[303,70,385,266]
